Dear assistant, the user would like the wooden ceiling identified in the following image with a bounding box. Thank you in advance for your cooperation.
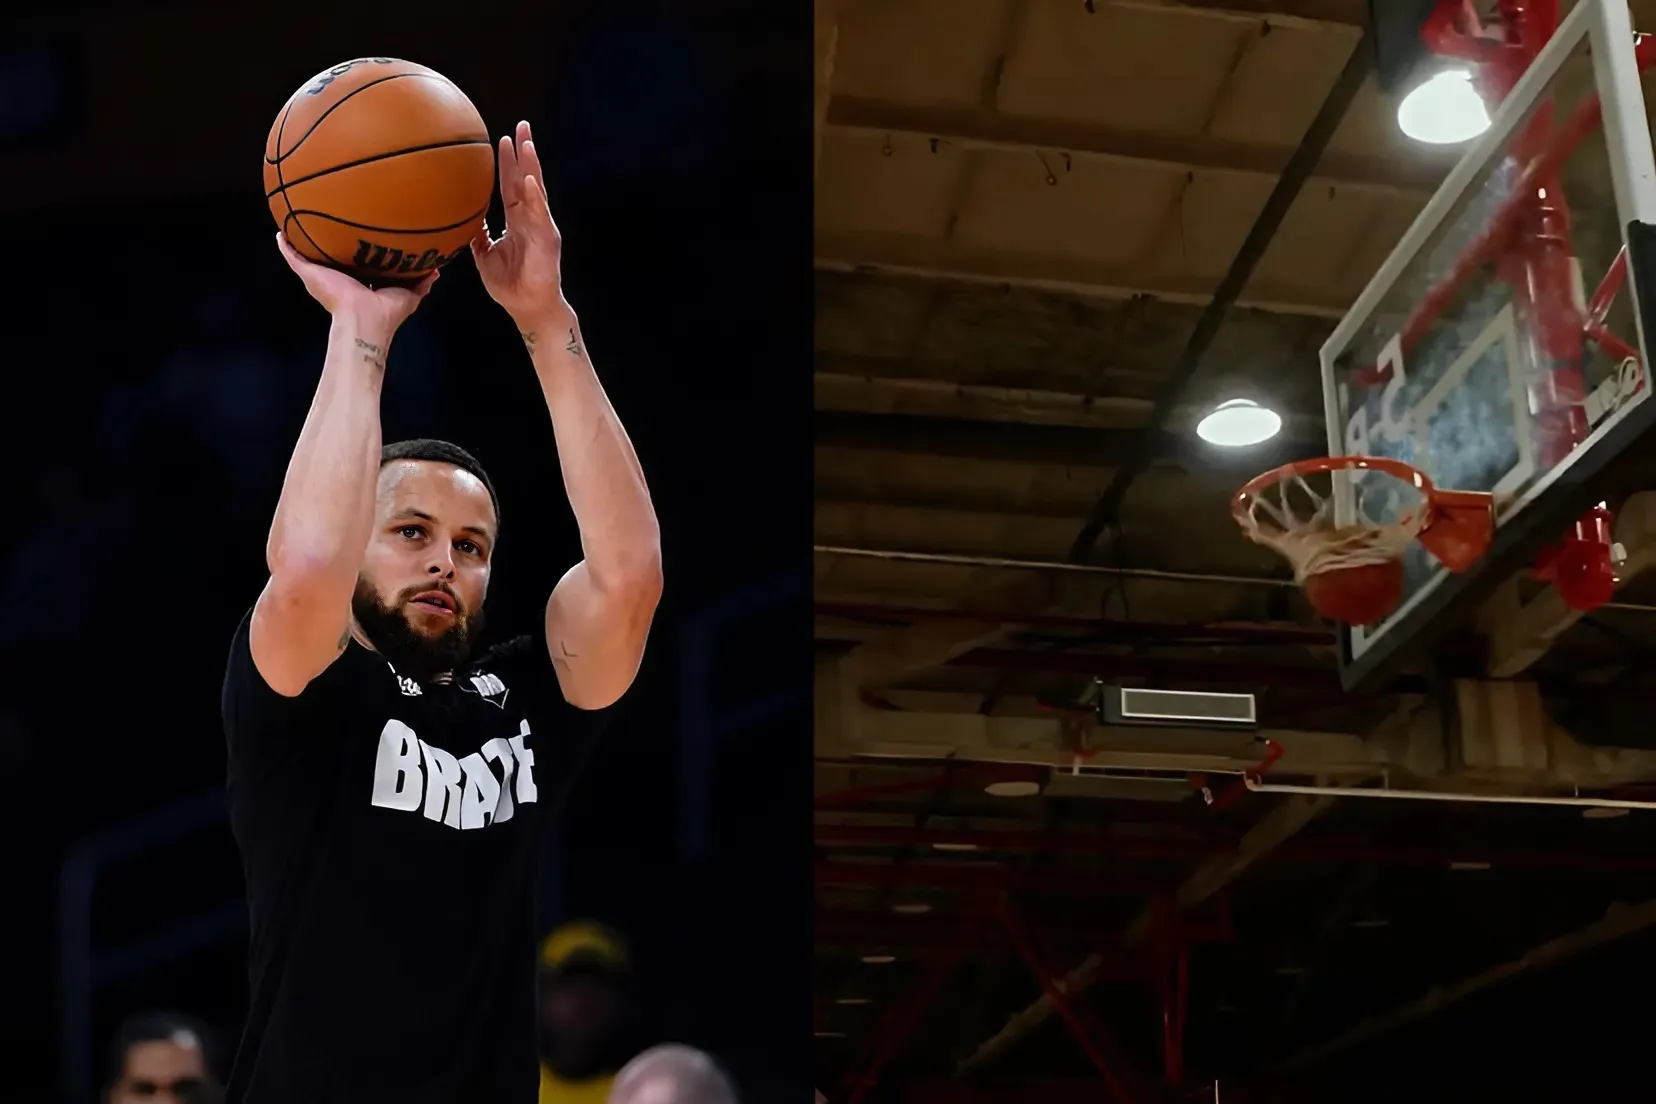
[813,1,1656,1098]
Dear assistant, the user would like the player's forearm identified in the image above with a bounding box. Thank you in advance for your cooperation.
[266,313,390,582]
[521,305,661,591]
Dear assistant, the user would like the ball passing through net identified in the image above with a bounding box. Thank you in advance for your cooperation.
[1232,456,1495,626]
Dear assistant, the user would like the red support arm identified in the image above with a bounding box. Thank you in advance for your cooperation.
[1583,247,1642,365]
[997,904,1144,1104]
[1161,945,1189,1087]
[1352,33,1656,390]
[843,906,984,1104]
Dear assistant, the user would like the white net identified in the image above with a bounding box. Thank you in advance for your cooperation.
[1236,468,1426,583]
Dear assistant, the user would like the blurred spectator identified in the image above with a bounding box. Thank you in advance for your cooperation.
[152,282,298,529]
[550,6,716,200]
[538,921,640,1103]
[0,461,107,648]
[105,1011,222,1104]
[607,1045,738,1104]
[0,707,31,783]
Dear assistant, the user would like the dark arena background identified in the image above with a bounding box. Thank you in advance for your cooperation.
[0,1,812,1099]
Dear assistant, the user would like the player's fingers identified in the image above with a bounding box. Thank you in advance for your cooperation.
[506,135,555,245]
[410,268,440,300]
[519,139,547,197]
[275,233,321,285]
[498,135,521,209]
[275,232,302,269]
[521,173,560,245]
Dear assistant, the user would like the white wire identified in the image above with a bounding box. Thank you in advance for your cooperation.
[1245,777,1656,811]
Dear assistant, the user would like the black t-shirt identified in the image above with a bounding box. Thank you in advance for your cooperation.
[221,610,609,1104]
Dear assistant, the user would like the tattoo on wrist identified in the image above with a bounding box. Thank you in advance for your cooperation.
[354,337,386,370]
[523,329,584,360]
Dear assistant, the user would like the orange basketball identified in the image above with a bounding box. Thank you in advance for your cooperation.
[264,58,494,286]
[1303,561,1404,627]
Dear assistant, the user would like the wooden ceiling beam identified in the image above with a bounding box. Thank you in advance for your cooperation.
[826,95,1443,198]
[815,361,1329,435]
[815,408,1326,470]
[1106,0,1366,31]
[1279,896,1656,1072]
[815,230,1354,318]
[814,0,839,181]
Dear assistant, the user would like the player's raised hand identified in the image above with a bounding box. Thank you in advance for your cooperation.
[471,120,569,328]
[276,232,437,331]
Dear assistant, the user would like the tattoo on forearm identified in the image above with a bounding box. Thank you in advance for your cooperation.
[521,331,537,356]
[355,337,386,370]
[564,328,583,358]
[552,639,579,671]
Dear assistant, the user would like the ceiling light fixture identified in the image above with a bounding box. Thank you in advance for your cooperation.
[1397,69,1491,144]
[984,780,1042,797]
[1196,399,1282,447]
[891,902,933,915]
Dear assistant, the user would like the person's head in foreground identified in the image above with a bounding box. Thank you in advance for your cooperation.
[353,439,501,682]
[105,1011,220,1104]
[538,921,637,1084]
[607,1045,738,1104]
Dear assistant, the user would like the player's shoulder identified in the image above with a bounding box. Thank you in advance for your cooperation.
[467,633,544,677]
[225,605,377,706]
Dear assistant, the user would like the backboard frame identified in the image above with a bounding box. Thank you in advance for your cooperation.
[1320,0,1656,691]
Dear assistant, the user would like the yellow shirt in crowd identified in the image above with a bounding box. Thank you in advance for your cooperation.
[538,1065,615,1104]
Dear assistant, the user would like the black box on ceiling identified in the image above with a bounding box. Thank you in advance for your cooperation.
[1368,0,1449,94]
[1098,685,1258,730]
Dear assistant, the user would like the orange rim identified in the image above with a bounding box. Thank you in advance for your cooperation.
[1231,455,1434,526]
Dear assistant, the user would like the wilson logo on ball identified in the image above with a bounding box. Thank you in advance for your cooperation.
[351,241,471,277]
[305,58,400,96]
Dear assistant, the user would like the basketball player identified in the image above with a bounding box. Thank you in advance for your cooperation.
[221,121,661,1104]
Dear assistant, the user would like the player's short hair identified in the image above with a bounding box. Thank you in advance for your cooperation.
[380,439,501,523]
[105,1011,220,1090]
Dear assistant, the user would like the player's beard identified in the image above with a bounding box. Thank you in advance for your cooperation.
[351,577,484,683]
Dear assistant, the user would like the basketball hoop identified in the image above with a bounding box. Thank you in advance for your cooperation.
[1232,457,1495,626]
